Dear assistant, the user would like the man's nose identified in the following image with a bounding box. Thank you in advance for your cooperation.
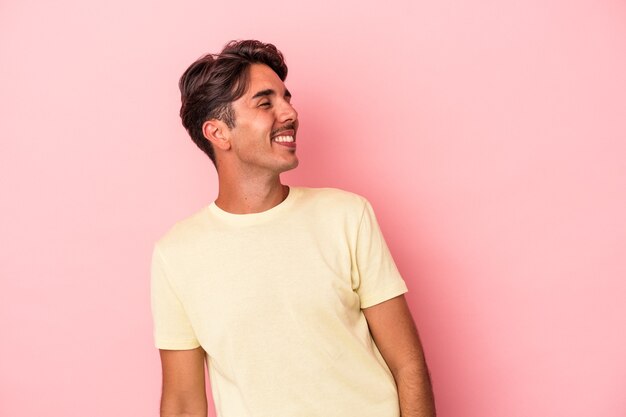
[278,100,298,123]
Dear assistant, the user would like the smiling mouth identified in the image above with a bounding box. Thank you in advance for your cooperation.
[272,135,295,143]
[271,122,296,138]
[271,128,296,143]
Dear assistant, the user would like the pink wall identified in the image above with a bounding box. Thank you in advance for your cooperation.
[1,0,625,416]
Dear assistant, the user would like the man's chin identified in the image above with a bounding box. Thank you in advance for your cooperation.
[279,158,299,173]
[290,158,299,169]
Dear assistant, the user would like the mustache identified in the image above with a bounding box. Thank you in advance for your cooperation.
[271,123,297,137]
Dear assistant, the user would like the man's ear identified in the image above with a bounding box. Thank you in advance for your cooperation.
[202,119,231,151]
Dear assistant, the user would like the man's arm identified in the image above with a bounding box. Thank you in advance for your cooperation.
[159,347,208,417]
[363,295,436,417]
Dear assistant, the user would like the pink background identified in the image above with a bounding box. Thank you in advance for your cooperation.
[1,0,625,416]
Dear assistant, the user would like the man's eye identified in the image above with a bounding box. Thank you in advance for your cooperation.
[259,102,271,107]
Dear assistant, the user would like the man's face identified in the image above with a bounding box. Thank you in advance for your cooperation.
[224,63,299,176]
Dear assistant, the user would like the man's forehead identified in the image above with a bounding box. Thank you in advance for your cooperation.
[245,64,288,96]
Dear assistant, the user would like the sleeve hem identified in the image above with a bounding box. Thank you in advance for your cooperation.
[359,281,409,309]
[155,340,201,350]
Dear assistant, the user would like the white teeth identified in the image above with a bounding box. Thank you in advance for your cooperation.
[273,135,294,143]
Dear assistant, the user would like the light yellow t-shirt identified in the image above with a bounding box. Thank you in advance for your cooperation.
[151,186,408,417]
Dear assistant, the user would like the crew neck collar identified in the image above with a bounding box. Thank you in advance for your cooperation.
[207,186,302,225]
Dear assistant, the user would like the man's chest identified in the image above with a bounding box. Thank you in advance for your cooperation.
[174,226,361,361]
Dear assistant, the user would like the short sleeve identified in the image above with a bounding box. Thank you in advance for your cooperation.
[150,245,200,350]
[352,199,408,309]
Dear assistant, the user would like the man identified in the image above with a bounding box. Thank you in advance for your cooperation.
[151,40,436,417]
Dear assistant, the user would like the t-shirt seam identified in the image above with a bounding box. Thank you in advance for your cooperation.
[154,245,183,304]
[156,338,200,345]
[352,197,369,292]
[359,281,408,309]
[153,244,200,345]
[157,338,198,342]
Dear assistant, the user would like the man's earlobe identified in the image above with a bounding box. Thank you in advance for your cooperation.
[202,120,231,151]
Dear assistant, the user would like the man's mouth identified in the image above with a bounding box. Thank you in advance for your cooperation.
[272,135,295,143]
[271,129,296,143]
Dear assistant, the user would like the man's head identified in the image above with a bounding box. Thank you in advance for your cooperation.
[179,40,298,173]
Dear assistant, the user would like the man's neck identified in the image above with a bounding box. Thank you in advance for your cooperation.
[214,175,289,215]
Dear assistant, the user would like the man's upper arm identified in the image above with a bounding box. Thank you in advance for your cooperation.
[362,295,426,375]
[159,347,208,416]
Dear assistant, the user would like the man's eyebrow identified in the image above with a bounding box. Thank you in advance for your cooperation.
[251,88,292,99]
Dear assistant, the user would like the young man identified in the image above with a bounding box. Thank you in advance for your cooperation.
[151,40,436,417]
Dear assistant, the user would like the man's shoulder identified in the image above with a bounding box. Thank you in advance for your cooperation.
[153,204,211,254]
[298,186,368,212]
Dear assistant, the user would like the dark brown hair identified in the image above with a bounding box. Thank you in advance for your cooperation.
[179,40,288,167]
